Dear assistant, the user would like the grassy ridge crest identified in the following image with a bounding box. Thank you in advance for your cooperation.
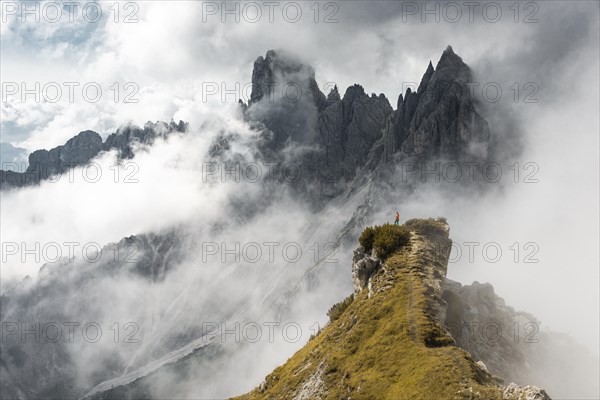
[234,219,502,400]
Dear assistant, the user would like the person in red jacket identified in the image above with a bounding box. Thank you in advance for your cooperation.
[394,211,400,225]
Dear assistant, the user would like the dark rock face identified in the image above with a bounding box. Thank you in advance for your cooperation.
[0,120,188,189]
[246,50,395,181]
[403,46,489,160]
[2,130,103,188]
[371,46,490,172]
[247,50,325,151]
[102,120,188,159]
[28,130,104,174]
[249,50,325,109]
[316,86,393,182]
[244,46,491,203]
[443,279,532,384]
[443,279,599,397]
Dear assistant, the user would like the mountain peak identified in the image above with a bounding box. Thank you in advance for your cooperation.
[326,85,340,102]
[417,60,435,93]
[264,49,277,60]
[436,44,466,71]
[249,49,317,105]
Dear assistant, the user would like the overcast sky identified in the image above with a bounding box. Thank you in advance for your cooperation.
[1,1,596,150]
[1,0,599,381]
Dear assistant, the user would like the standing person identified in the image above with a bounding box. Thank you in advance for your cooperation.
[394,211,400,225]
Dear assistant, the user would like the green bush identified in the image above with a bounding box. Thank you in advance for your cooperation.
[359,226,377,253]
[327,294,354,323]
[372,223,411,260]
[359,224,411,259]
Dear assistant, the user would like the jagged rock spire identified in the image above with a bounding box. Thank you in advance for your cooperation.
[396,93,404,109]
[249,49,322,107]
[327,85,340,102]
[417,61,435,94]
[436,44,468,76]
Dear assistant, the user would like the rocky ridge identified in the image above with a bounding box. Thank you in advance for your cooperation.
[0,120,187,189]
[244,46,491,202]
[2,46,490,198]
[236,219,550,399]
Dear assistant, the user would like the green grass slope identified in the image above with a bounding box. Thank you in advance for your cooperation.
[234,219,503,400]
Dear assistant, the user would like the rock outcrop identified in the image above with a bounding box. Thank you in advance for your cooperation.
[350,246,380,295]
[503,383,551,400]
[315,85,393,182]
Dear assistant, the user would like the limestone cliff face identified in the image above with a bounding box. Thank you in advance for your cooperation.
[235,219,549,400]
[350,247,380,296]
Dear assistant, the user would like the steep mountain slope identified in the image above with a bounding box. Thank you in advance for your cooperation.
[0,231,187,399]
[235,219,549,400]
